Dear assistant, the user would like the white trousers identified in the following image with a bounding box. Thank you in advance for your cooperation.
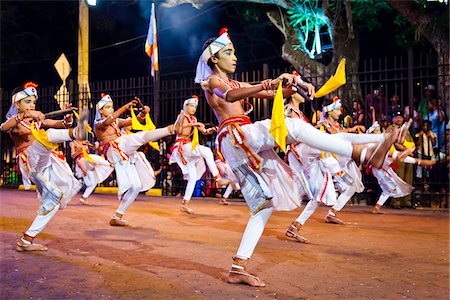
[184,145,219,201]
[377,194,390,206]
[236,207,273,259]
[296,200,320,225]
[110,128,170,215]
[82,171,97,199]
[25,129,76,238]
[332,186,357,211]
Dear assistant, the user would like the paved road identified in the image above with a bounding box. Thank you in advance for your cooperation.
[0,189,448,299]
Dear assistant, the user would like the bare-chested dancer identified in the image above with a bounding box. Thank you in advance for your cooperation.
[195,29,401,287]
[94,94,174,226]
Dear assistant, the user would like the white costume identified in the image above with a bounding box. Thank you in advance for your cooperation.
[215,158,240,199]
[3,85,81,238]
[95,94,169,215]
[319,99,366,217]
[169,96,223,202]
[373,157,414,207]
[72,140,114,200]
[196,32,385,261]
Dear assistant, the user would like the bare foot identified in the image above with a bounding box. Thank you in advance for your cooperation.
[367,127,399,169]
[16,238,48,252]
[180,204,194,214]
[227,269,266,287]
[285,221,310,243]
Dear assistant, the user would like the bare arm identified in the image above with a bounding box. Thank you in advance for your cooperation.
[96,100,138,129]
[0,113,25,132]
[212,73,302,103]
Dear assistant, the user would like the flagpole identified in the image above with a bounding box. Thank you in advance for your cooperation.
[152,1,160,126]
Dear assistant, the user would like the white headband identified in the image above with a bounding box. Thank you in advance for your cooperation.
[95,94,113,122]
[183,96,199,112]
[12,86,38,104]
[366,121,380,133]
[201,32,232,63]
[195,31,232,84]
[325,98,342,112]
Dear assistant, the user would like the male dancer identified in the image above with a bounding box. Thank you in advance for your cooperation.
[318,97,365,224]
[0,82,86,251]
[94,94,174,226]
[195,29,400,286]
[215,156,241,205]
[170,95,230,213]
[319,97,412,223]
[71,139,113,205]
[365,122,435,213]
[284,92,342,243]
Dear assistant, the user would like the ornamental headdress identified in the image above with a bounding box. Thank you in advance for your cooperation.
[95,93,113,122]
[319,96,342,123]
[194,28,232,84]
[182,95,199,113]
[6,82,38,119]
[325,96,342,112]
[366,121,380,134]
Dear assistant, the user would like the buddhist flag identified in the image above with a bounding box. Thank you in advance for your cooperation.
[270,81,288,152]
[145,2,159,77]
[314,58,346,98]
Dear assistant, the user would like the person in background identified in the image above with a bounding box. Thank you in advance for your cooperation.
[415,120,436,190]
[387,95,401,123]
[389,109,415,208]
[352,99,365,127]
[418,84,435,120]
[404,98,421,135]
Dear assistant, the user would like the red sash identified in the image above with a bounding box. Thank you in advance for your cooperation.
[217,115,262,171]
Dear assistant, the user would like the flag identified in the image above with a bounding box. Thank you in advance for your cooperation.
[145,2,159,77]
[314,58,346,98]
[191,127,199,151]
[270,81,288,152]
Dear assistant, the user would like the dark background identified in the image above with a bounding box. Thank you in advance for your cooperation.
[1,0,420,90]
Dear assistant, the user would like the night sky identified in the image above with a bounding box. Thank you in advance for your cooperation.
[1,0,412,90]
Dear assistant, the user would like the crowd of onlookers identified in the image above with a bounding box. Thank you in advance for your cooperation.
[1,84,448,208]
[336,84,448,208]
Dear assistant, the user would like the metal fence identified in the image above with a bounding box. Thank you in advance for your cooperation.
[1,52,448,207]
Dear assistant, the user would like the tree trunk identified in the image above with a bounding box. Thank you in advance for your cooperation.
[385,0,449,104]
[267,2,362,105]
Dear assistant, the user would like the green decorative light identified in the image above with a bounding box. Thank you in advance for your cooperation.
[287,0,333,60]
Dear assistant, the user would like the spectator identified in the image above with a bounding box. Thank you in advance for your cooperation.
[387,95,401,123]
[366,88,387,122]
[418,84,435,119]
[415,120,436,188]
[389,109,415,207]
[404,98,421,135]
[425,98,446,151]
[342,104,352,128]
[352,100,365,127]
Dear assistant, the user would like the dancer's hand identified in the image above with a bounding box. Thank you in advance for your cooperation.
[141,105,150,114]
[194,122,206,132]
[26,109,45,122]
[126,100,139,109]
[203,127,217,135]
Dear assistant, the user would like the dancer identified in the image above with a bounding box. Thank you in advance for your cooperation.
[169,95,231,213]
[71,139,113,205]
[215,156,240,205]
[284,92,342,243]
[0,82,86,251]
[366,123,435,214]
[94,94,174,226]
[195,29,400,287]
[318,97,365,224]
